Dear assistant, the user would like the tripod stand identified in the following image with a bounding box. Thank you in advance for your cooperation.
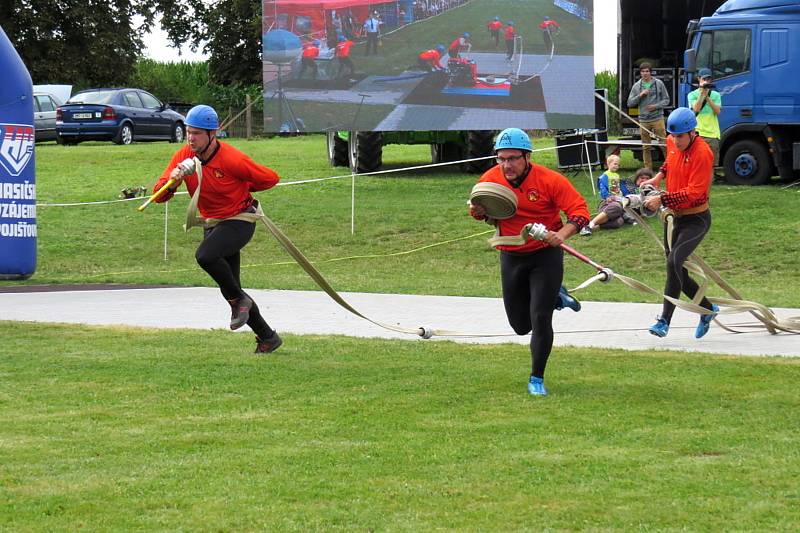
[265,63,302,133]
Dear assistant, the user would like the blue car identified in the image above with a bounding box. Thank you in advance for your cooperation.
[56,88,186,145]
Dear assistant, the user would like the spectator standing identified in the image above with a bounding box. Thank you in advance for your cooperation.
[363,11,381,56]
[687,68,722,178]
[627,62,670,170]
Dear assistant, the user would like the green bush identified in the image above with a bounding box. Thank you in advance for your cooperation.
[132,59,262,113]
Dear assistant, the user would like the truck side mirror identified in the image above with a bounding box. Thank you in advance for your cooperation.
[684,48,697,73]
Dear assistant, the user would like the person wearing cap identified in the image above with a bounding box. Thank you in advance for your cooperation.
[640,107,718,340]
[627,62,670,170]
[363,11,381,56]
[487,16,503,48]
[418,44,446,71]
[687,68,722,178]
[335,35,355,79]
[468,128,590,396]
[538,16,560,52]
[504,21,516,60]
[448,32,472,59]
[298,39,320,80]
[152,105,284,354]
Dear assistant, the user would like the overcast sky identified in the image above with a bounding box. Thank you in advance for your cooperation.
[141,0,618,72]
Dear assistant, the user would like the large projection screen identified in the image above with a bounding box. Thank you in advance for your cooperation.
[262,0,594,132]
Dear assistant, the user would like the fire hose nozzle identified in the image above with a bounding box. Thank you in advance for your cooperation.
[528,223,548,241]
[599,268,615,283]
[418,326,434,339]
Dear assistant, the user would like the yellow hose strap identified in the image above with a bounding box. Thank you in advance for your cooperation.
[486,223,533,248]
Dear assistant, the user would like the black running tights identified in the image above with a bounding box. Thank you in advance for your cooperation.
[500,247,563,378]
[196,220,273,338]
[660,210,713,323]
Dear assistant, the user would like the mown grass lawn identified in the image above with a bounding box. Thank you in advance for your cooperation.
[14,135,800,309]
[1,322,799,530]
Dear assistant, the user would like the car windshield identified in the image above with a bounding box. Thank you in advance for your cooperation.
[67,90,116,104]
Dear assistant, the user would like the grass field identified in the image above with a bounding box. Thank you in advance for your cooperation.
[11,136,800,309]
[2,323,799,530]
[3,137,800,529]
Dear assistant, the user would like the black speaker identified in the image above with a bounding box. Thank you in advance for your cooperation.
[556,130,603,169]
[594,88,608,131]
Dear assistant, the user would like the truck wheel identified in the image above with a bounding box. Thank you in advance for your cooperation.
[348,131,382,173]
[723,139,771,185]
[431,142,463,165]
[326,131,349,167]
[465,130,496,173]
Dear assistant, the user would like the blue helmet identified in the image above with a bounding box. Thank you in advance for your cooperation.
[666,107,697,134]
[313,39,321,46]
[338,35,345,42]
[544,16,550,20]
[185,105,219,130]
[507,20,514,26]
[494,128,532,152]
[436,44,446,53]
[463,32,471,39]
[493,16,500,21]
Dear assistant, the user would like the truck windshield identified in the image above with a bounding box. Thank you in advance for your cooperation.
[696,29,751,79]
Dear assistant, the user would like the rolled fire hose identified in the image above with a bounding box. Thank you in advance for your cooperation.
[468,182,517,220]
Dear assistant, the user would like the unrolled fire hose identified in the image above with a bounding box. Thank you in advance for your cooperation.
[140,164,800,337]
[140,157,472,339]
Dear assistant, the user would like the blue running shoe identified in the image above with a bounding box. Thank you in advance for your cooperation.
[695,304,719,339]
[555,286,581,312]
[527,376,548,396]
[649,317,670,338]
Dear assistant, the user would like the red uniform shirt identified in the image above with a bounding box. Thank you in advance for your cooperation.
[488,20,503,31]
[504,25,515,41]
[539,20,560,30]
[302,45,320,59]
[660,135,713,210]
[449,37,466,53]
[336,40,353,57]
[419,49,443,69]
[477,163,590,253]
[154,142,280,220]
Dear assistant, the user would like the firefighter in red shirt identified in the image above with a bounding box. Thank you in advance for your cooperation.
[448,32,471,59]
[335,35,355,79]
[152,105,283,354]
[487,16,503,48]
[641,107,718,339]
[469,128,590,396]
[299,39,320,80]
[539,16,560,51]
[504,21,516,60]
[418,44,446,71]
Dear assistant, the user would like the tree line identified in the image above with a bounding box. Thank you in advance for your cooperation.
[1,0,261,90]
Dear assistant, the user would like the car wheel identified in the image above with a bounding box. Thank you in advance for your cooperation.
[170,123,185,143]
[114,123,134,145]
[56,134,76,146]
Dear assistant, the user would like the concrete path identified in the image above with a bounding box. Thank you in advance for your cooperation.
[1,287,797,358]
